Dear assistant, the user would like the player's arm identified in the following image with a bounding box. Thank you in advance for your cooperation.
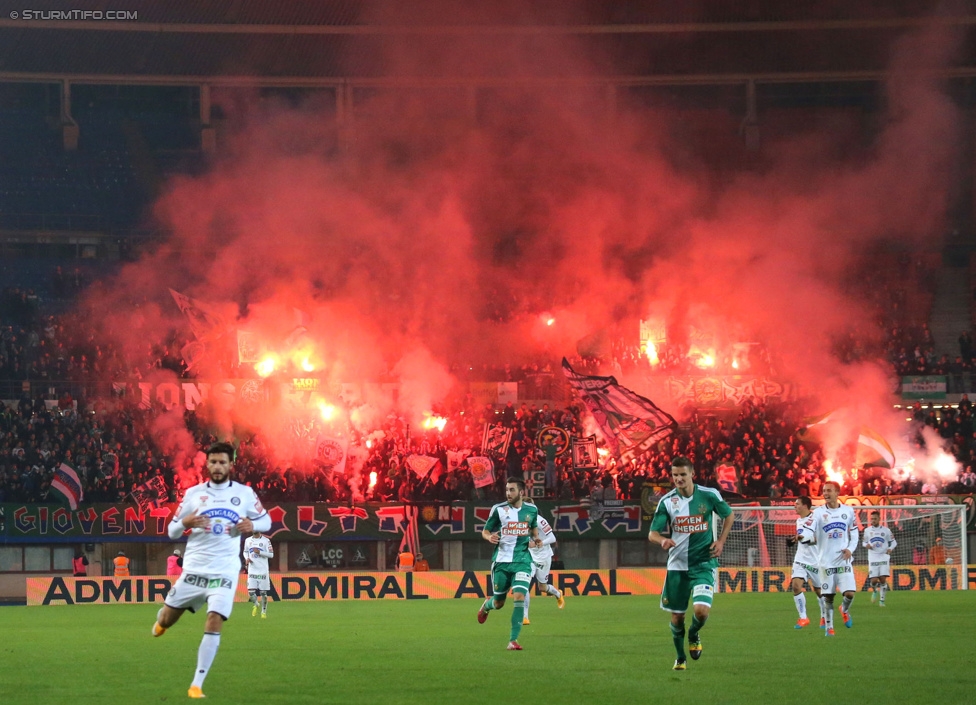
[887,531,897,554]
[842,521,859,561]
[648,503,674,549]
[539,517,558,546]
[528,510,542,548]
[259,542,274,558]
[242,490,272,534]
[711,500,734,557]
[168,493,207,539]
[483,506,501,544]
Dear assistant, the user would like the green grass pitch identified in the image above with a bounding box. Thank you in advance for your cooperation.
[1,592,974,704]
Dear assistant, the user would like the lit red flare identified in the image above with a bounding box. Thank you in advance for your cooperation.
[422,414,447,432]
[644,341,659,366]
[255,354,278,378]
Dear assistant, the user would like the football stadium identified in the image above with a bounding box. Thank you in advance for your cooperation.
[0,1,975,702]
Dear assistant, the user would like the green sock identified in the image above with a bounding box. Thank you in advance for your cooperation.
[689,615,705,643]
[670,624,686,660]
[482,597,495,612]
[510,604,524,641]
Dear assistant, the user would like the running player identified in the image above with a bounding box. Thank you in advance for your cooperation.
[808,481,859,636]
[476,478,542,650]
[789,496,826,628]
[862,510,896,606]
[244,529,274,618]
[648,457,733,671]
[521,507,564,625]
[151,442,271,699]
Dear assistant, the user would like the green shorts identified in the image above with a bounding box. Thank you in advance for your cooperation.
[660,565,716,613]
[491,561,533,597]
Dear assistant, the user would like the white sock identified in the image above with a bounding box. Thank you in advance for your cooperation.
[824,603,834,629]
[842,595,853,613]
[523,589,531,619]
[261,596,267,613]
[156,607,164,624]
[818,596,826,620]
[546,584,561,598]
[879,584,887,603]
[191,632,221,689]
[794,592,807,619]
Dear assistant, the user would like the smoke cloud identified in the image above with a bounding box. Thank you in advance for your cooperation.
[82,4,965,469]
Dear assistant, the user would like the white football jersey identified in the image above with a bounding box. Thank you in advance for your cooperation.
[810,504,859,569]
[863,525,897,557]
[168,480,269,575]
[794,516,818,566]
[244,535,274,575]
[529,516,557,562]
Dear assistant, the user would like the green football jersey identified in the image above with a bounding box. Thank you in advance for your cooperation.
[650,484,732,571]
[484,500,539,564]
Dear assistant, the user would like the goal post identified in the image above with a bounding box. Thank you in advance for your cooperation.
[717,504,968,590]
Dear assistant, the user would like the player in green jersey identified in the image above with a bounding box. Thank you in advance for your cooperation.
[477,478,543,650]
[648,457,733,671]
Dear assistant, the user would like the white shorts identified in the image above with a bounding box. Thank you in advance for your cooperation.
[165,571,239,619]
[819,565,857,595]
[247,574,271,592]
[531,556,552,585]
[790,561,819,585]
[868,557,891,579]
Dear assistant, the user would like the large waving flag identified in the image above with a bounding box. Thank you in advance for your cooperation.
[797,409,839,443]
[715,463,740,494]
[50,463,84,510]
[130,476,168,513]
[561,359,677,461]
[169,289,226,341]
[856,427,895,469]
[482,423,513,458]
[467,456,496,488]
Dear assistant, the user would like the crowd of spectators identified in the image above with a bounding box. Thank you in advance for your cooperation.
[1,262,975,509]
[2,383,974,509]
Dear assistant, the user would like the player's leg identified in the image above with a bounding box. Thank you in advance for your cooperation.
[878,559,890,605]
[539,558,563,605]
[188,577,236,698]
[248,586,259,616]
[478,562,510,623]
[522,576,535,624]
[839,570,856,627]
[154,573,198,636]
[686,566,715,659]
[821,571,836,635]
[790,576,809,627]
[661,570,690,668]
[813,585,826,628]
[260,589,268,617]
[153,604,185,635]
[189,611,226,698]
[507,564,532,647]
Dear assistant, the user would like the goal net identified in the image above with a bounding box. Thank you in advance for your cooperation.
[718,504,968,589]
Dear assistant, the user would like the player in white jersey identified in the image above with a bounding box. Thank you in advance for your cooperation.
[788,496,826,629]
[521,509,565,625]
[151,442,271,699]
[244,530,274,618]
[807,481,859,636]
[862,510,896,606]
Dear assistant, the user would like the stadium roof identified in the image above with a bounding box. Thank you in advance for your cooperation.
[0,0,974,87]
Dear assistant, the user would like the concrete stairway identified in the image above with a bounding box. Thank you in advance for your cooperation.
[928,266,972,357]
